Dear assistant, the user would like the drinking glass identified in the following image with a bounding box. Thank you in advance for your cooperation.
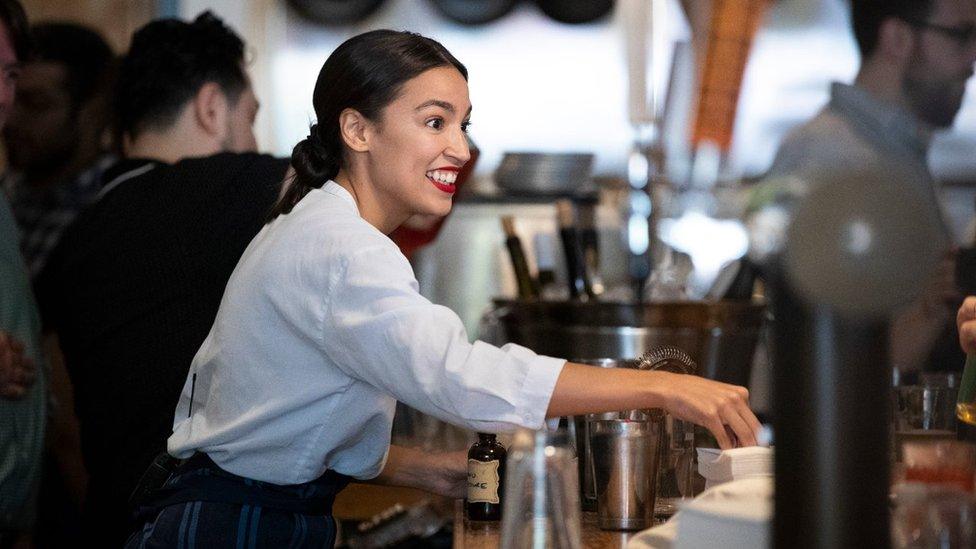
[499,429,582,549]
[655,414,696,518]
[893,385,958,462]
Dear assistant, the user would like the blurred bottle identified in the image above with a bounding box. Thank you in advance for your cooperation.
[533,233,565,301]
[501,216,540,300]
[556,199,595,301]
[577,200,604,297]
[956,355,976,430]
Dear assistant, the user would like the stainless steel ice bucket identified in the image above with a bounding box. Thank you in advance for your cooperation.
[490,299,765,386]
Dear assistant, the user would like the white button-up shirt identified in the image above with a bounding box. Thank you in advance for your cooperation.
[168,181,565,485]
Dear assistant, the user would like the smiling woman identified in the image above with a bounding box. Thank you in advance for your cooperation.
[124,29,760,548]
[342,65,471,228]
[265,30,469,228]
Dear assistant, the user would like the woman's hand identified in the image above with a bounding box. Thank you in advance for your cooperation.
[369,445,468,498]
[0,331,35,400]
[426,450,468,499]
[958,296,976,354]
[649,371,761,450]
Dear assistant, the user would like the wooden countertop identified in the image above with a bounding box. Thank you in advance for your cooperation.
[452,500,637,549]
[336,485,646,547]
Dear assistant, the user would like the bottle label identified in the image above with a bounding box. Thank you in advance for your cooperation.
[467,458,500,504]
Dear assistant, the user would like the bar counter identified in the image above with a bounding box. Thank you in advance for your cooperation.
[335,485,641,547]
[452,500,637,548]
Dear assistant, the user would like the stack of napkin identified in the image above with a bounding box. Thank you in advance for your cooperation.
[697,446,774,489]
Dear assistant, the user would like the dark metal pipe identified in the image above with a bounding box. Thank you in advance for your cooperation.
[750,166,945,549]
[770,268,890,548]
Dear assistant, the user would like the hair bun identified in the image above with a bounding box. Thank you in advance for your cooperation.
[291,123,339,184]
[266,123,340,221]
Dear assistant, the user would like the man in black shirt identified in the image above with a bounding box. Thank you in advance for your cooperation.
[38,13,289,545]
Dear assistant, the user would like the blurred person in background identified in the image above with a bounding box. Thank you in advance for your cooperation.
[0,0,46,547]
[0,31,116,543]
[2,23,115,284]
[37,12,288,546]
[766,0,976,377]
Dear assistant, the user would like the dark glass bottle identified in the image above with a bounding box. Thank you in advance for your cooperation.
[501,216,540,300]
[556,199,595,301]
[466,433,506,521]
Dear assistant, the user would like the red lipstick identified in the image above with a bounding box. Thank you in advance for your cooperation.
[427,166,460,194]
[429,178,456,194]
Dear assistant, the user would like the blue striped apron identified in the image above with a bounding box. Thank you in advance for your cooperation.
[124,453,350,548]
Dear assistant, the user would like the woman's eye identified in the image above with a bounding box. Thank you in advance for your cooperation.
[461,121,471,133]
[425,118,444,130]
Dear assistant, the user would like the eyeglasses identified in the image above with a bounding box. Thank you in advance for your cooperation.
[901,18,976,48]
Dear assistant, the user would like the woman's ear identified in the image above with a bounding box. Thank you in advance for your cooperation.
[193,82,230,139]
[338,108,371,153]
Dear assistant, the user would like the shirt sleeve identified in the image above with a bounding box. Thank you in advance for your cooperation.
[320,242,565,433]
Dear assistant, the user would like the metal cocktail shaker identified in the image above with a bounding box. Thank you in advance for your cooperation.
[588,410,664,530]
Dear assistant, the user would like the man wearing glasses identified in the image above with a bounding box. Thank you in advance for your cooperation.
[766,0,976,377]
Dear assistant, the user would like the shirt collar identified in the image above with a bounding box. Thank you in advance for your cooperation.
[96,157,159,199]
[828,82,933,159]
[321,180,358,211]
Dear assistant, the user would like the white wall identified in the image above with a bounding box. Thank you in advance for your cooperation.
[182,0,976,185]
[264,0,689,178]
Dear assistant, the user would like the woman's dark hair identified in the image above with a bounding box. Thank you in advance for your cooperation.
[267,30,467,221]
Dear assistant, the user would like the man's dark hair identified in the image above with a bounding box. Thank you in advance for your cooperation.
[31,23,114,109]
[116,11,247,138]
[0,0,30,62]
[851,0,936,57]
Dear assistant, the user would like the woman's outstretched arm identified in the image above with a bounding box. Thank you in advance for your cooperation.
[547,362,761,449]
